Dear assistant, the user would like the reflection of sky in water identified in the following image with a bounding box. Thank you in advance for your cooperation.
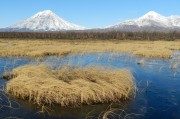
[0,52,180,119]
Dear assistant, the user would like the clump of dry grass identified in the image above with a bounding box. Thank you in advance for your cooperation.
[6,64,136,107]
[0,39,180,58]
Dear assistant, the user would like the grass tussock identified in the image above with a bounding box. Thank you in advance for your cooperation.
[6,64,136,107]
[0,39,180,58]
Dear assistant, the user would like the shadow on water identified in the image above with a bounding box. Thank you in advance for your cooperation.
[0,52,180,119]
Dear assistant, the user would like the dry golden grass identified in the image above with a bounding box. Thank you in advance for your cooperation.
[6,64,136,107]
[0,39,180,58]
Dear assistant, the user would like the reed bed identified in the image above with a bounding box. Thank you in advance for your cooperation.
[6,64,136,107]
[0,39,180,58]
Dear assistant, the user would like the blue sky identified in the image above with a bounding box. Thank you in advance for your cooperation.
[0,0,180,28]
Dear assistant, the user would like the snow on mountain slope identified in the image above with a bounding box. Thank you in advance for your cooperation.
[169,16,180,27]
[7,10,85,31]
[136,11,171,27]
[107,11,180,31]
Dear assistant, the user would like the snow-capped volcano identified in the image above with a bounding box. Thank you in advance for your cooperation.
[6,10,85,31]
[107,11,180,31]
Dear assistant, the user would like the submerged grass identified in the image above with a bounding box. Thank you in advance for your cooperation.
[6,64,136,107]
[0,39,180,58]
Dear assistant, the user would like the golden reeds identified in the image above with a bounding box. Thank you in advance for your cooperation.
[0,39,180,58]
[6,64,136,107]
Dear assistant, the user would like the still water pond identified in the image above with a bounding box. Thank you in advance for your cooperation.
[0,52,180,119]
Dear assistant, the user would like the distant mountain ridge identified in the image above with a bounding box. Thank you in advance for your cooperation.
[1,10,180,32]
[106,11,180,32]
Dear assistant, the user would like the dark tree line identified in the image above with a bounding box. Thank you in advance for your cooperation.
[0,31,180,40]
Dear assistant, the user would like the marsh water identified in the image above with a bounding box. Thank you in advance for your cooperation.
[0,52,180,119]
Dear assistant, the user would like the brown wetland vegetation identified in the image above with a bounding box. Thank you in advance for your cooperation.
[0,39,180,58]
